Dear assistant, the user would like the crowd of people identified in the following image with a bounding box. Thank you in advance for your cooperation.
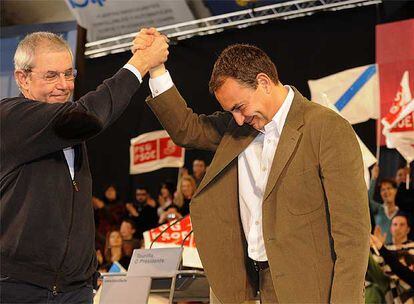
[2,29,412,304]
[92,158,207,273]
[366,164,414,303]
[93,158,414,303]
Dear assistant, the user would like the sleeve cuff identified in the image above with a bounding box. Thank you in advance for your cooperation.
[149,70,174,97]
[123,64,143,83]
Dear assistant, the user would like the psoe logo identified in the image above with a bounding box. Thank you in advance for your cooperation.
[68,0,105,9]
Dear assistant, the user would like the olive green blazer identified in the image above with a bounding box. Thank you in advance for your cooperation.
[147,86,370,303]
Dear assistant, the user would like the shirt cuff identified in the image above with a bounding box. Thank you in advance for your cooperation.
[123,64,142,83]
[149,70,174,97]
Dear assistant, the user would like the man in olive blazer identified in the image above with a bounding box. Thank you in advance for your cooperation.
[144,43,370,303]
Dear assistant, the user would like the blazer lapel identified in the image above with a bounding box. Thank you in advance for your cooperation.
[263,88,305,201]
[195,123,258,196]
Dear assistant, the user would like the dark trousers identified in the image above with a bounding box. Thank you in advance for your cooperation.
[246,258,278,304]
[0,276,93,304]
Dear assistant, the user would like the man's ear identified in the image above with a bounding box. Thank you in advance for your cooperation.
[15,70,30,91]
[256,73,271,94]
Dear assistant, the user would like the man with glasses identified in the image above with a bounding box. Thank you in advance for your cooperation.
[0,31,168,303]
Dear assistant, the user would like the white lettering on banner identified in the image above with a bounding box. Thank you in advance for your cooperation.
[396,112,413,129]
[65,0,194,42]
[130,130,184,174]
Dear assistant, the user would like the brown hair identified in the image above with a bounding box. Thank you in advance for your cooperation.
[379,178,397,189]
[209,44,279,93]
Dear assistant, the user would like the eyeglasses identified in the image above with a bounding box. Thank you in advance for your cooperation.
[26,68,77,83]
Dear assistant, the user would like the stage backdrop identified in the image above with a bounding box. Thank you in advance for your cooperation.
[78,3,414,200]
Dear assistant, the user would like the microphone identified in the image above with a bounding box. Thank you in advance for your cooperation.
[180,230,193,248]
[149,217,184,249]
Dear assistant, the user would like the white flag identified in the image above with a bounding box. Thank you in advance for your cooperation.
[308,64,380,124]
[315,94,377,188]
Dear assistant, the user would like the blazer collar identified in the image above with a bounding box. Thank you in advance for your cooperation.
[195,87,306,197]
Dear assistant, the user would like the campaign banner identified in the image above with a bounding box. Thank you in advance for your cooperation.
[143,216,202,269]
[376,18,414,146]
[130,130,184,174]
[308,64,379,125]
[381,71,414,163]
[65,0,194,42]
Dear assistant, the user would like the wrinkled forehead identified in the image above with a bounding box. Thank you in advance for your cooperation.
[32,44,73,70]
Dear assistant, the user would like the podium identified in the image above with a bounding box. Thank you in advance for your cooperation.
[151,269,209,302]
[99,248,209,304]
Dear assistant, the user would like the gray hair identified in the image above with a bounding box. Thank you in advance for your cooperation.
[14,32,73,71]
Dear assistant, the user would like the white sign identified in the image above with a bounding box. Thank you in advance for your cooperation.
[100,276,151,304]
[65,0,195,42]
[130,130,185,174]
[128,248,183,278]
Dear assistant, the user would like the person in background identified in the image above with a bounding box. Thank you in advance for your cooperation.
[120,219,141,257]
[102,230,130,271]
[395,166,414,241]
[159,175,197,224]
[125,186,159,239]
[174,175,196,217]
[371,213,414,303]
[94,185,127,238]
[157,182,175,217]
[370,164,399,244]
[0,30,168,303]
[192,158,207,187]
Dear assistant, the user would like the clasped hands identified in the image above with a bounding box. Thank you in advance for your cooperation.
[128,27,169,77]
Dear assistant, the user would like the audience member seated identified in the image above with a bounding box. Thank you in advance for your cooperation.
[371,214,414,302]
[125,186,159,239]
[97,229,130,272]
[192,158,207,187]
[157,182,175,217]
[93,185,127,238]
[369,165,399,244]
[120,219,142,257]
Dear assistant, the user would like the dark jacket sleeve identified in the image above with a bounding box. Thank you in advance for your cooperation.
[1,69,140,171]
[379,246,414,288]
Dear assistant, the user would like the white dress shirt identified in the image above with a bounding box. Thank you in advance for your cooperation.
[63,65,142,180]
[239,86,294,261]
[149,72,294,261]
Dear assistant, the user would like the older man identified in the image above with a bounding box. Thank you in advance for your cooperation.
[135,29,371,303]
[0,31,168,303]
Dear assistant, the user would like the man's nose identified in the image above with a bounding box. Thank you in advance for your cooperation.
[56,73,69,89]
[232,112,245,126]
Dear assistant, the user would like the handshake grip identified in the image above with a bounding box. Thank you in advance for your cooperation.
[127,28,169,78]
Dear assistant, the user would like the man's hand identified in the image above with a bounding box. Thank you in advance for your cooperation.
[126,202,139,217]
[372,225,386,248]
[370,164,379,180]
[128,28,169,77]
[92,197,105,209]
[131,28,159,53]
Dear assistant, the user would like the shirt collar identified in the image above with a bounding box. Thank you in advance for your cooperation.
[262,85,294,136]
